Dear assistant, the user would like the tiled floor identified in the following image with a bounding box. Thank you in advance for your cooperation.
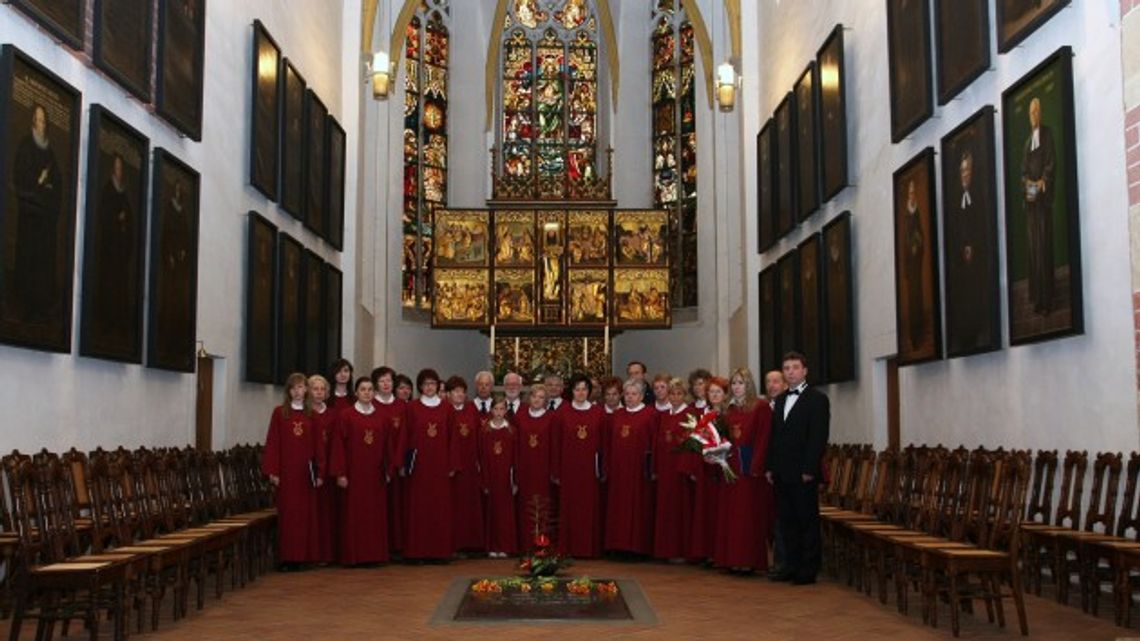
[3,559,1132,640]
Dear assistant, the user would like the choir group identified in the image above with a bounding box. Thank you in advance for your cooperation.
[261,360,785,576]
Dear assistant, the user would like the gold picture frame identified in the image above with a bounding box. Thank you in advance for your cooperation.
[432,268,489,327]
[612,268,670,328]
[435,209,490,267]
[568,269,609,325]
[614,210,668,267]
[493,210,536,267]
[567,209,610,266]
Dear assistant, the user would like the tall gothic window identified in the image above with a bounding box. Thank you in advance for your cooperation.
[402,1,450,309]
[651,0,697,307]
[500,0,599,199]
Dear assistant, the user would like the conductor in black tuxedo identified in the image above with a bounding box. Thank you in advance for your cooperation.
[765,351,830,584]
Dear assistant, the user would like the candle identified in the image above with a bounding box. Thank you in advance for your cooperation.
[604,325,609,354]
[490,325,495,355]
[514,337,520,368]
[583,337,589,368]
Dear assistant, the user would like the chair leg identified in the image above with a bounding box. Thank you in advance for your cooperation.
[991,573,1006,628]
[8,587,26,641]
[949,571,962,638]
[1010,569,1030,636]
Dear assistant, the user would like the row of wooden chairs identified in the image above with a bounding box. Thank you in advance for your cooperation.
[0,445,276,641]
[818,444,1031,638]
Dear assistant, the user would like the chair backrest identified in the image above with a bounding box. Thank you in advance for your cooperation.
[1116,452,1140,540]
[87,448,132,552]
[1026,449,1058,524]
[1054,450,1088,530]
[62,447,92,520]
[30,457,83,563]
[981,451,1031,553]
[1084,451,1124,535]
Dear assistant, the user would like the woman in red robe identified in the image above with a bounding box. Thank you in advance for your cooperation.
[446,375,485,553]
[308,375,339,563]
[369,367,407,555]
[261,373,322,566]
[402,368,456,560]
[557,374,606,558]
[480,396,518,557]
[604,379,657,556]
[515,384,557,546]
[328,358,354,412]
[654,377,696,561]
[329,377,393,565]
[714,368,775,573]
[686,370,719,563]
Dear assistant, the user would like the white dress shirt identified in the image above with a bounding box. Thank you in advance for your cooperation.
[783,382,807,420]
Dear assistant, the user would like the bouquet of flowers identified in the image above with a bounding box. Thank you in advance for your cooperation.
[676,410,737,483]
[518,532,571,577]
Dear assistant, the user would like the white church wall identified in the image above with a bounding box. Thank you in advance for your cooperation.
[747,0,1138,451]
[0,0,348,451]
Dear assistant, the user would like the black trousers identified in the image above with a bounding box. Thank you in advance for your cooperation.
[775,478,821,580]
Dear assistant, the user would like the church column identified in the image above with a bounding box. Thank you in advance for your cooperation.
[1124,2,1140,418]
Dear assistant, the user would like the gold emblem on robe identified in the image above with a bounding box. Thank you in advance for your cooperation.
[493,441,503,455]
[576,425,588,440]
[292,421,304,437]
[528,433,539,448]
[427,422,438,438]
[459,423,470,437]
[620,424,631,438]
[364,429,375,445]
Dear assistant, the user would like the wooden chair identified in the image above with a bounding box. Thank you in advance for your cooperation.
[1019,449,1087,597]
[1050,451,1122,611]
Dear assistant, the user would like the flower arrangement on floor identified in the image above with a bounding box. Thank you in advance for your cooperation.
[677,410,737,482]
[517,496,570,577]
[469,576,619,597]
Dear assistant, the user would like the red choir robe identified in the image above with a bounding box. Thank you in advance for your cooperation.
[515,407,558,545]
[402,397,456,559]
[329,403,393,564]
[450,403,485,551]
[557,401,606,558]
[653,404,696,560]
[714,401,775,570]
[372,396,407,553]
[329,391,353,412]
[479,420,518,554]
[311,404,340,563]
[686,403,719,561]
[261,405,322,563]
[604,404,657,555]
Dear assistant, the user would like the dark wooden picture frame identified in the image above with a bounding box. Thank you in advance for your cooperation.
[301,248,324,375]
[156,0,207,141]
[8,0,84,50]
[816,24,848,202]
[146,148,200,372]
[249,19,280,201]
[893,148,942,366]
[775,250,800,365]
[757,118,777,252]
[245,212,277,383]
[326,115,346,249]
[303,89,328,238]
[941,105,1001,358]
[774,91,797,239]
[798,233,826,384]
[323,262,342,365]
[0,45,82,354]
[997,0,1071,53]
[278,58,305,220]
[794,62,820,222]
[886,0,933,142]
[275,231,303,382]
[759,265,779,373]
[934,0,990,105]
[822,212,855,383]
[1001,46,1082,345]
[80,105,149,363]
[93,0,154,102]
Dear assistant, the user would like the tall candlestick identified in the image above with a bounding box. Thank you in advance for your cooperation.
[490,325,495,355]
[583,337,589,368]
[514,337,520,368]
[604,325,609,354]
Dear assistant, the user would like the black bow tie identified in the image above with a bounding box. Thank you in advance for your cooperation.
[548,400,556,410]
[787,388,801,396]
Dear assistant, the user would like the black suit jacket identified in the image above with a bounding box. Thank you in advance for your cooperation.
[765,386,830,482]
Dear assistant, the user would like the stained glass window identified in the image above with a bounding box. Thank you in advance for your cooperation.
[500,0,599,199]
[403,1,450,309]
[651,0,697,308]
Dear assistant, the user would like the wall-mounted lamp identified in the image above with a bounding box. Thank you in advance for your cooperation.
[371,50,392,99]
[716,61,740,112]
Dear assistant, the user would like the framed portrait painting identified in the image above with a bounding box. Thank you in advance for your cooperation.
[156,0,207,141]
[893,148,942,365]
[776,250,799,365]
[8,0,84,50]
[758,265,779,373]
[886,0,933,142]
[823,212,855,383]
[326,116,346,249]
[275,232,303,382]
[323,263,342,364]
[1001,47,1082,345]
[997,0,1070,53]
[303,89,328,238]
[757,118,776,252]
[0,45,82,353]
[941,106,1001,357]
[435,209,490,268]
[94,0,154,101]
[278,58,305,220]
[794,62,820,222]
[302,248,324,375]
[147,148,201,372]
[80,106,149,363]
[934,0,989,105]
[432,268,489,328]
[816,25,848,202]
[249,20,279,201]
[774,92,797,238]
[798,233,826,384]
[245,212,277,383]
